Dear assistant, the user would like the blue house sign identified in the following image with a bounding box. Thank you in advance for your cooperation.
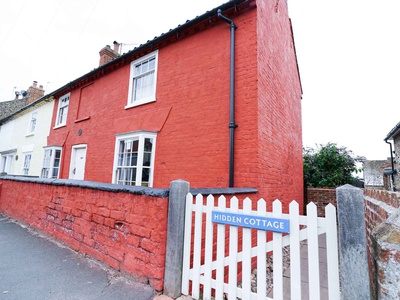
[212,211,290,233]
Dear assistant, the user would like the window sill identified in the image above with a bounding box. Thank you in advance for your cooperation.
[53,124,66,130]
[25,133,34,137]
[125,98,156,110]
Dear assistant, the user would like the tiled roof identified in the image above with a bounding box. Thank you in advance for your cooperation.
[0,98,28,121]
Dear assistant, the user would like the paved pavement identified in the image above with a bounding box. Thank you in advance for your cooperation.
[0,215,156,300]
[281,234,330,299]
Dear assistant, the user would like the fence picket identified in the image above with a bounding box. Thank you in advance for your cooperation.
[257,199,267,300]
[203,195,215,300]
[272,200,283,300]
[215,196,226,300]
[228,197,239,300]
[325,204,340,300]
[192,194,204,299]
[307,202,320,300]
[242,198,253,299]
[289,200,301,300]
[181,193,193,295]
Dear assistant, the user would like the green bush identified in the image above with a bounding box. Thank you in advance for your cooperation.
[303,143,364,187]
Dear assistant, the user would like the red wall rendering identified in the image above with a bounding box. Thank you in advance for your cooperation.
[48,8,259,190]
[47,0,303,210]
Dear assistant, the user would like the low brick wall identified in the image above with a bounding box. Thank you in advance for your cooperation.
[0,176,169,291]
[306,187,336,216]
[364,188,400,299]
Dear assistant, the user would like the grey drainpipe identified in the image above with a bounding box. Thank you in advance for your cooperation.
[218,9,238,188]
[384,138,396,191]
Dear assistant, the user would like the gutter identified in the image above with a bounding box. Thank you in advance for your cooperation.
[218,9,238,188]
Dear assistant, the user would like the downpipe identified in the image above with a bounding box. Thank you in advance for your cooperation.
[384,139,396,191]
[218,9,238,188]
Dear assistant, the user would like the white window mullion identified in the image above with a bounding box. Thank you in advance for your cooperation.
[136,135,145,186]
[148,138,156,187]
[49,151,55,178]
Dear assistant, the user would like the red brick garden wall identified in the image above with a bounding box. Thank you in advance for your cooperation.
[306,187,337,217]
[0,177,169,291]
[364,189,400,298]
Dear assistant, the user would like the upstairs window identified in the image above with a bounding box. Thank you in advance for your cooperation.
[41,147,62,178]
[55,93,70,127]
[112,132,156,187]
[27,111,37,134]
[127,51,158,108]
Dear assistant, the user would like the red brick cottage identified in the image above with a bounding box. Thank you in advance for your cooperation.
[44,0,303,205]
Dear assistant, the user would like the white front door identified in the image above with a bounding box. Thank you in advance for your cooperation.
[69,145,87,180]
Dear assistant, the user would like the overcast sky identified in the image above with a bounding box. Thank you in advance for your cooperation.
[1,0,399,161]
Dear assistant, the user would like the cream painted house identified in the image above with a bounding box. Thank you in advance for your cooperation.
[0,97,54,176]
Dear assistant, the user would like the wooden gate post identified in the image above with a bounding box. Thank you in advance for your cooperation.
[163,179,190,298]
[336,184,371,300]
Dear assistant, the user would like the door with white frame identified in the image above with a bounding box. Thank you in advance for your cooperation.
[69,145,87,180]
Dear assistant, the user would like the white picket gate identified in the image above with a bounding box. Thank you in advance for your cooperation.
[181,194,340,300]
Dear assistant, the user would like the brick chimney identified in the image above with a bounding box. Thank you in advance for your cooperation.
[99,42,120,66]
[26,81,45,104]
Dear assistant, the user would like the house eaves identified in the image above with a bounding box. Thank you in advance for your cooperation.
[384,121,400,141]
[49,0,253,98]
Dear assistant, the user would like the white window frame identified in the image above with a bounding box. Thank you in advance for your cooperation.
[27,111,38,135]
[0,152,15,174]
[40,146,62,178]
[55,93,70,127]
[126,50,158,109]
[22,153,32,175]
[112,131,156,187]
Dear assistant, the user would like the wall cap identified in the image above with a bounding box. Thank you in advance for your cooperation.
[0,175,169,198]
[189,187,258,196]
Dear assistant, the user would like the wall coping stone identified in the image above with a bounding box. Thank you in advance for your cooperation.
[0,175,258,198]
[189,187,258,196]
[0,175,169,198]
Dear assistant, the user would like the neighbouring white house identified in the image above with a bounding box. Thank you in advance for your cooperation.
[0,87,54,177]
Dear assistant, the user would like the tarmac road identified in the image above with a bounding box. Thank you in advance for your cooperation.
[0,214,156,300]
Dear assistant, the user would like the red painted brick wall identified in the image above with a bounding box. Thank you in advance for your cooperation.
[255,0,303,208]
[47,0,303,210]
[0,178,168,291]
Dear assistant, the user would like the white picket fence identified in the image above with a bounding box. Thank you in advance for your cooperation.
[181,194,340,300]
